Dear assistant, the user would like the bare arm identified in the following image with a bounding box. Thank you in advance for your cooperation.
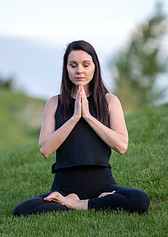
[39,91,81,158]
[81,87,128,154]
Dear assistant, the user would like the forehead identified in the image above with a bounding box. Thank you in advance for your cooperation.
[68,50,93,62]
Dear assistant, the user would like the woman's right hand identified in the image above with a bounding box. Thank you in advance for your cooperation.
[73,85,82,121]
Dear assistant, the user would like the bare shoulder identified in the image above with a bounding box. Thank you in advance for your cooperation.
[47,95,58,105]
[44,95,59,114]
[106,93,121,107]
[105,93,124,115]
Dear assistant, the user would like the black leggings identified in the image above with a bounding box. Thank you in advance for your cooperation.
[13,166,150,216]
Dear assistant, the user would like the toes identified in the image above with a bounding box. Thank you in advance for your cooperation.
[98,191,116,198]
[44,191,61,201]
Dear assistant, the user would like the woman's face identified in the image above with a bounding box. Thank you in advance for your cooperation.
[67,50,95,88]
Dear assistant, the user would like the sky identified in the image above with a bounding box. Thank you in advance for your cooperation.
[1,0,168,51]
[0,0,168,101]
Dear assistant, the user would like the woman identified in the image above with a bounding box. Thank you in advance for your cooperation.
[13,40,150,216]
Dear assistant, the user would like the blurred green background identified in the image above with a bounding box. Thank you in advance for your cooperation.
[0,1,168,151]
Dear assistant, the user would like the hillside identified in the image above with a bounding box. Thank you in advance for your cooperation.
[0,88,46,151]
[0,90,168,236]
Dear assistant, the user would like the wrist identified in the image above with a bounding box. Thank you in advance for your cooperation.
[82,112,92,121]
[72,114,81,123]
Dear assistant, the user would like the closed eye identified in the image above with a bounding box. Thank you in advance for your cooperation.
[69,63,77,68]
[83,64,90,67]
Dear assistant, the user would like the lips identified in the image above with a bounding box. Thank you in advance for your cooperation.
[75,77,85,80]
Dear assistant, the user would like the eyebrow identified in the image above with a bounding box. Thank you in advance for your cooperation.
[68,60,91,63]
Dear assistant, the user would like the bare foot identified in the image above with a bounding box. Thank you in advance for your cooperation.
[98,190,116,198]
[44,192,88,210]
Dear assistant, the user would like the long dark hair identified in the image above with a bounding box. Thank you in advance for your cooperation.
[60,40,109,126]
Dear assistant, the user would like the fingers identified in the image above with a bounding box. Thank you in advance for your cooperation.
[76,85,81,100]
[73,85,82,120]
[80,85,90,119]
[76,84,84,104]
[80,84,87,101]
[79,84,82,98]
[76,84,87,102]
[73,84,89,120]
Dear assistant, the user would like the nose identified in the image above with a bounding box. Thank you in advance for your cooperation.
[76,65,83,74]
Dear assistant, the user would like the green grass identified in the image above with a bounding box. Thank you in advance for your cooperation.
[0,88,45,150]
[0,89,168,236]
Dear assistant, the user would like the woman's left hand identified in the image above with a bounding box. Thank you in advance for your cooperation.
[81,84,91,120]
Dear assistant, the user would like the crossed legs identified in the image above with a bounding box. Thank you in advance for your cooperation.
[44,191,116,210]
[44,185,150,214]
[13,185,150,216]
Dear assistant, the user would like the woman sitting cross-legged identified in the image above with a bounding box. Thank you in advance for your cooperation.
[13,40,150,216]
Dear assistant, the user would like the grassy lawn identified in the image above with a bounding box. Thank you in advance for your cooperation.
[0,88,45,151]
[0,89,168,236]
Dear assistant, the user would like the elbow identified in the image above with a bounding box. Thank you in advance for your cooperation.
[40,148,49,158]
[119,147,127,155]
[39,143,50,158]
[118,142,128,155]
[41,150,50,158]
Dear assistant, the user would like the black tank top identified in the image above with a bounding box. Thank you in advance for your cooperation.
[52,95,111,172]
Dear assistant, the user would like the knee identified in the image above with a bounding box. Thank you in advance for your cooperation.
[137,191,150,214]
[13,201,30,217]
[13,205,22,217]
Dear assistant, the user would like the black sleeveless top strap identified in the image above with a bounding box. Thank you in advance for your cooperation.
[52,95,112,172]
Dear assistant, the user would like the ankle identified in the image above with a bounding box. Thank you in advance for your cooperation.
[78,200,88,210]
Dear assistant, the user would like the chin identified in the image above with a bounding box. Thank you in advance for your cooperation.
[74,81,85,86]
